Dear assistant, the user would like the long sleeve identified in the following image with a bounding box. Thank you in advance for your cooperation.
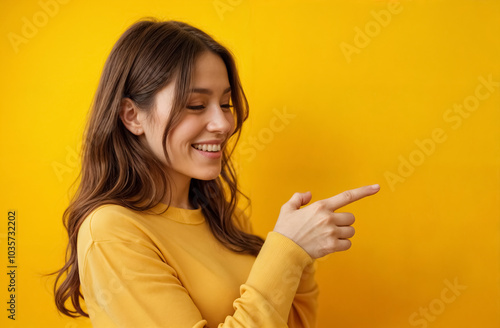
[80,239,207,327]
[234,207,319,328]
[77,205,318,327]
[287,261,319,328]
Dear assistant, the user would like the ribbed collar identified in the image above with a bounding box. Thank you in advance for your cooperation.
[149,202,205,225]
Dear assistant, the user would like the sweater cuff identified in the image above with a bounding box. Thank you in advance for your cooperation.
[245,231,313,319]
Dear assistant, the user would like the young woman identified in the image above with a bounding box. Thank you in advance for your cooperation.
[52,18,380,327]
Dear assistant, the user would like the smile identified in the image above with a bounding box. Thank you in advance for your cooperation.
[191,144,222,159]
[191,144,221,152]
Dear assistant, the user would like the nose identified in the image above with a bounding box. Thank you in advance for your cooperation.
[206,104,233,134]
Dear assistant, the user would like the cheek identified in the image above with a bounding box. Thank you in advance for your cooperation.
[227,113,236,133]
[168,119,202,150]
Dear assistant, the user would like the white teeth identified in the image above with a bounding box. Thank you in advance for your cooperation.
[193,144,221,152]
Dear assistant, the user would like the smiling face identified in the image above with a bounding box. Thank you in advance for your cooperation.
[138,51,235,184]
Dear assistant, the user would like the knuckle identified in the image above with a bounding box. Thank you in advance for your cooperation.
[318,213,334,228]
[332,239,341,252]
[285,193,299,206]
[320,242,334,257]
[342,190,354,203]
[327,239,337,252]
[314,200,326,211]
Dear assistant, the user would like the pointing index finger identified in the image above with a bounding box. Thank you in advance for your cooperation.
[326,184,380,211]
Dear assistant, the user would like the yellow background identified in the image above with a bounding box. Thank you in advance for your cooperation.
[1,0,499,327]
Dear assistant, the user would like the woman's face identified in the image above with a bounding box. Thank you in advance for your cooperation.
[139,51,235,182]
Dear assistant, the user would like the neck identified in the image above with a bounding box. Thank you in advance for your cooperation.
[162,171,195,210]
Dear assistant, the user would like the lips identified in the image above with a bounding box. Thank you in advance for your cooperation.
[192,139,224,145]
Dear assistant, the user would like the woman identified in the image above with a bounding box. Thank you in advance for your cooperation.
[52,18,379,327]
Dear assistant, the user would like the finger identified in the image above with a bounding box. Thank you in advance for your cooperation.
[284,191,312,211]
[331,212,355,226]
[325,184,380,211]
[335,239,352,252]
[335,226,355,239]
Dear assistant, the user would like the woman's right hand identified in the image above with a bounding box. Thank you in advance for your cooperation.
[273,184,380,259]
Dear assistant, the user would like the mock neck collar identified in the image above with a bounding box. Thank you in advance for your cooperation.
[149,202,205,224]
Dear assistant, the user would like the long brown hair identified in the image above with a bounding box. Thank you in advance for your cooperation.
[50,17,264,318]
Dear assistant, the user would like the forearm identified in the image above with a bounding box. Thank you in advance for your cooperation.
[288,261,319,328]
[219,231,316,327]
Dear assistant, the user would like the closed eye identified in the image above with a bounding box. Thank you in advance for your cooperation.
[186,104,233,111]
[186,105,205,110]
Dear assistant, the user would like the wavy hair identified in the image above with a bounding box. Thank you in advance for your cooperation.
[50,18,264,318]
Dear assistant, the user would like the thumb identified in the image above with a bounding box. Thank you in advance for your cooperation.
[286,191,312,211]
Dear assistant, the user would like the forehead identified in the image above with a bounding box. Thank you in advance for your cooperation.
[191,51,229,88]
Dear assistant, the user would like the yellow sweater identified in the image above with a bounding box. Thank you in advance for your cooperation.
[77,202,318,327]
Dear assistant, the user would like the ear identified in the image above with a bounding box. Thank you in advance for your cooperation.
[119,98,145,136]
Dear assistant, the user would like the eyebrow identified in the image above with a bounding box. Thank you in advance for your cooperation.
[190,86,231,95]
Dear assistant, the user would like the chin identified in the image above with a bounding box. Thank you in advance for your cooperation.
[194,169,221,181]
[195,175,220,181]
